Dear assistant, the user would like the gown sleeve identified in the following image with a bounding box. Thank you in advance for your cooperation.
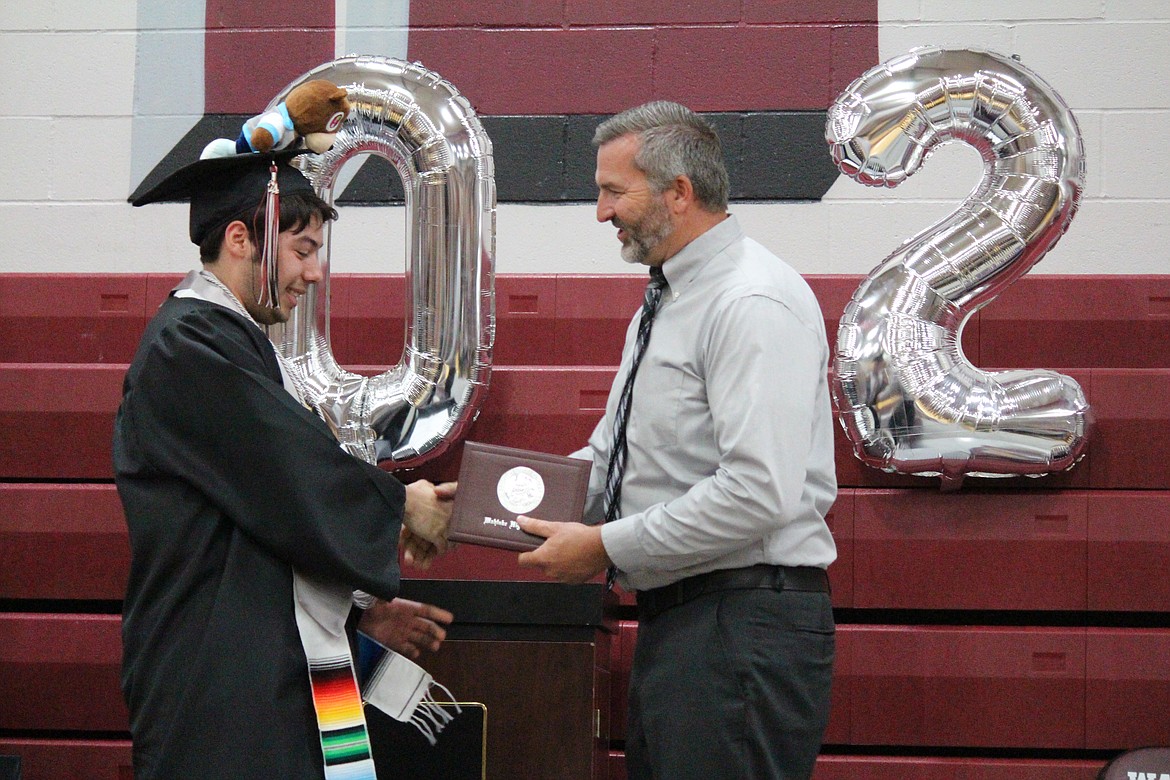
[120,304,405,598]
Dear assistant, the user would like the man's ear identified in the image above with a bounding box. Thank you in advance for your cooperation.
[221,220,252,260]
[668,174,695,215]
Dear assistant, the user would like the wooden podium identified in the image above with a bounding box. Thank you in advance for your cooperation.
[379,580,614,780]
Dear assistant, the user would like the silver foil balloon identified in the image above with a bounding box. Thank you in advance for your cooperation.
[825,47,1090,486]
[267,56,495,468]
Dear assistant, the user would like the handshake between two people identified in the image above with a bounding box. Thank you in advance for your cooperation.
[362,479,457,659]
[400,479,458,569]
[356,480,458,661]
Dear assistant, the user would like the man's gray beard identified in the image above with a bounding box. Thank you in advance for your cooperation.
[619,201,672,265]
[619,243,644,264]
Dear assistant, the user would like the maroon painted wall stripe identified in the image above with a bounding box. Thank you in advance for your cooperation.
[204,0,335,114]
[406,2,878,114]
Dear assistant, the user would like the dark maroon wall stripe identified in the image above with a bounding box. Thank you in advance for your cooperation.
[406,28,877,115]
[204,0,335,114]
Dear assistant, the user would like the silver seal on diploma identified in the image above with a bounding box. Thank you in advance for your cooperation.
[496,466,545,515]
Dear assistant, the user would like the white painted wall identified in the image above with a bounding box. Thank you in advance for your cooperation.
[0,1,1166,275]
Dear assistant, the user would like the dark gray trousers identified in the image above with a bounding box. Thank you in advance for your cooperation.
[625,587,835,780]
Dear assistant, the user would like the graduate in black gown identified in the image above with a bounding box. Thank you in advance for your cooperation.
[115,150,455,779]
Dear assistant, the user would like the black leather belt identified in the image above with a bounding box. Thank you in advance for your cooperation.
[636,564,829,622]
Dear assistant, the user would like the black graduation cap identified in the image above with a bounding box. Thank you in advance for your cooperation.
[131,149,315,245]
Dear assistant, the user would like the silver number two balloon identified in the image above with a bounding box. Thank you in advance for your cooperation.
[826,47,1091,487]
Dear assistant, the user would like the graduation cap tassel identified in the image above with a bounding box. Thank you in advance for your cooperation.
[261,161,282,311]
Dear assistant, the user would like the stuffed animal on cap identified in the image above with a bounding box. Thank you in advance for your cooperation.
[201,79,351,160]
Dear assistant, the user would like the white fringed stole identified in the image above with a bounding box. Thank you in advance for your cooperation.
[358,631,461,745]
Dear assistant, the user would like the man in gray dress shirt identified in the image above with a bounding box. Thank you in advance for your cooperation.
[518,100,838,779]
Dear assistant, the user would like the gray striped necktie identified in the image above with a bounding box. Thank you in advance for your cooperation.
[603,266,668,587]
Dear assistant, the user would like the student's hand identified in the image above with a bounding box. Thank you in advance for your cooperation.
[359,598,453,659]
[400,525,441,569]
[516,517,611,584]
[434,481,457,501]
[402,480,456,553]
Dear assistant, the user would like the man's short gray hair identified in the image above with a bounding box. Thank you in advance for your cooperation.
[593,100,729,212]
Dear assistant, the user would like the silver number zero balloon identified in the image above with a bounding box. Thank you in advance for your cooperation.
[267,56,496,469]
[825,46,1091,485]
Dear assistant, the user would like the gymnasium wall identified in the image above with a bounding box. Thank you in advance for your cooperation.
[1,2,1168,779]
[0,1,1167,276]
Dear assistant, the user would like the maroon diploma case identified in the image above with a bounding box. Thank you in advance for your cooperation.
[449,441,593,551]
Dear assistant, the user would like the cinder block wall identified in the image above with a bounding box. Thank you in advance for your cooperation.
[0,1,1166,276]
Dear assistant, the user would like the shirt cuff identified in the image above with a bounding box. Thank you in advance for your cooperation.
[600,516,653,576]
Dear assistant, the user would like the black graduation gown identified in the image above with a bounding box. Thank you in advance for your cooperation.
[113,295,405,779]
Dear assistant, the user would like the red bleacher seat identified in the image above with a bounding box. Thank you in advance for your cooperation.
[3,272,1167,779]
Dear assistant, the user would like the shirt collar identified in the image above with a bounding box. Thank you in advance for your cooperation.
[657,214,742,296]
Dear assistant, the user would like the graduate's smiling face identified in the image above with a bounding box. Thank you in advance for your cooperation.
[244,216,325,325]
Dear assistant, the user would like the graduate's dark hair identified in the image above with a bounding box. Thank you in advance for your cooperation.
[198,192,339,263]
